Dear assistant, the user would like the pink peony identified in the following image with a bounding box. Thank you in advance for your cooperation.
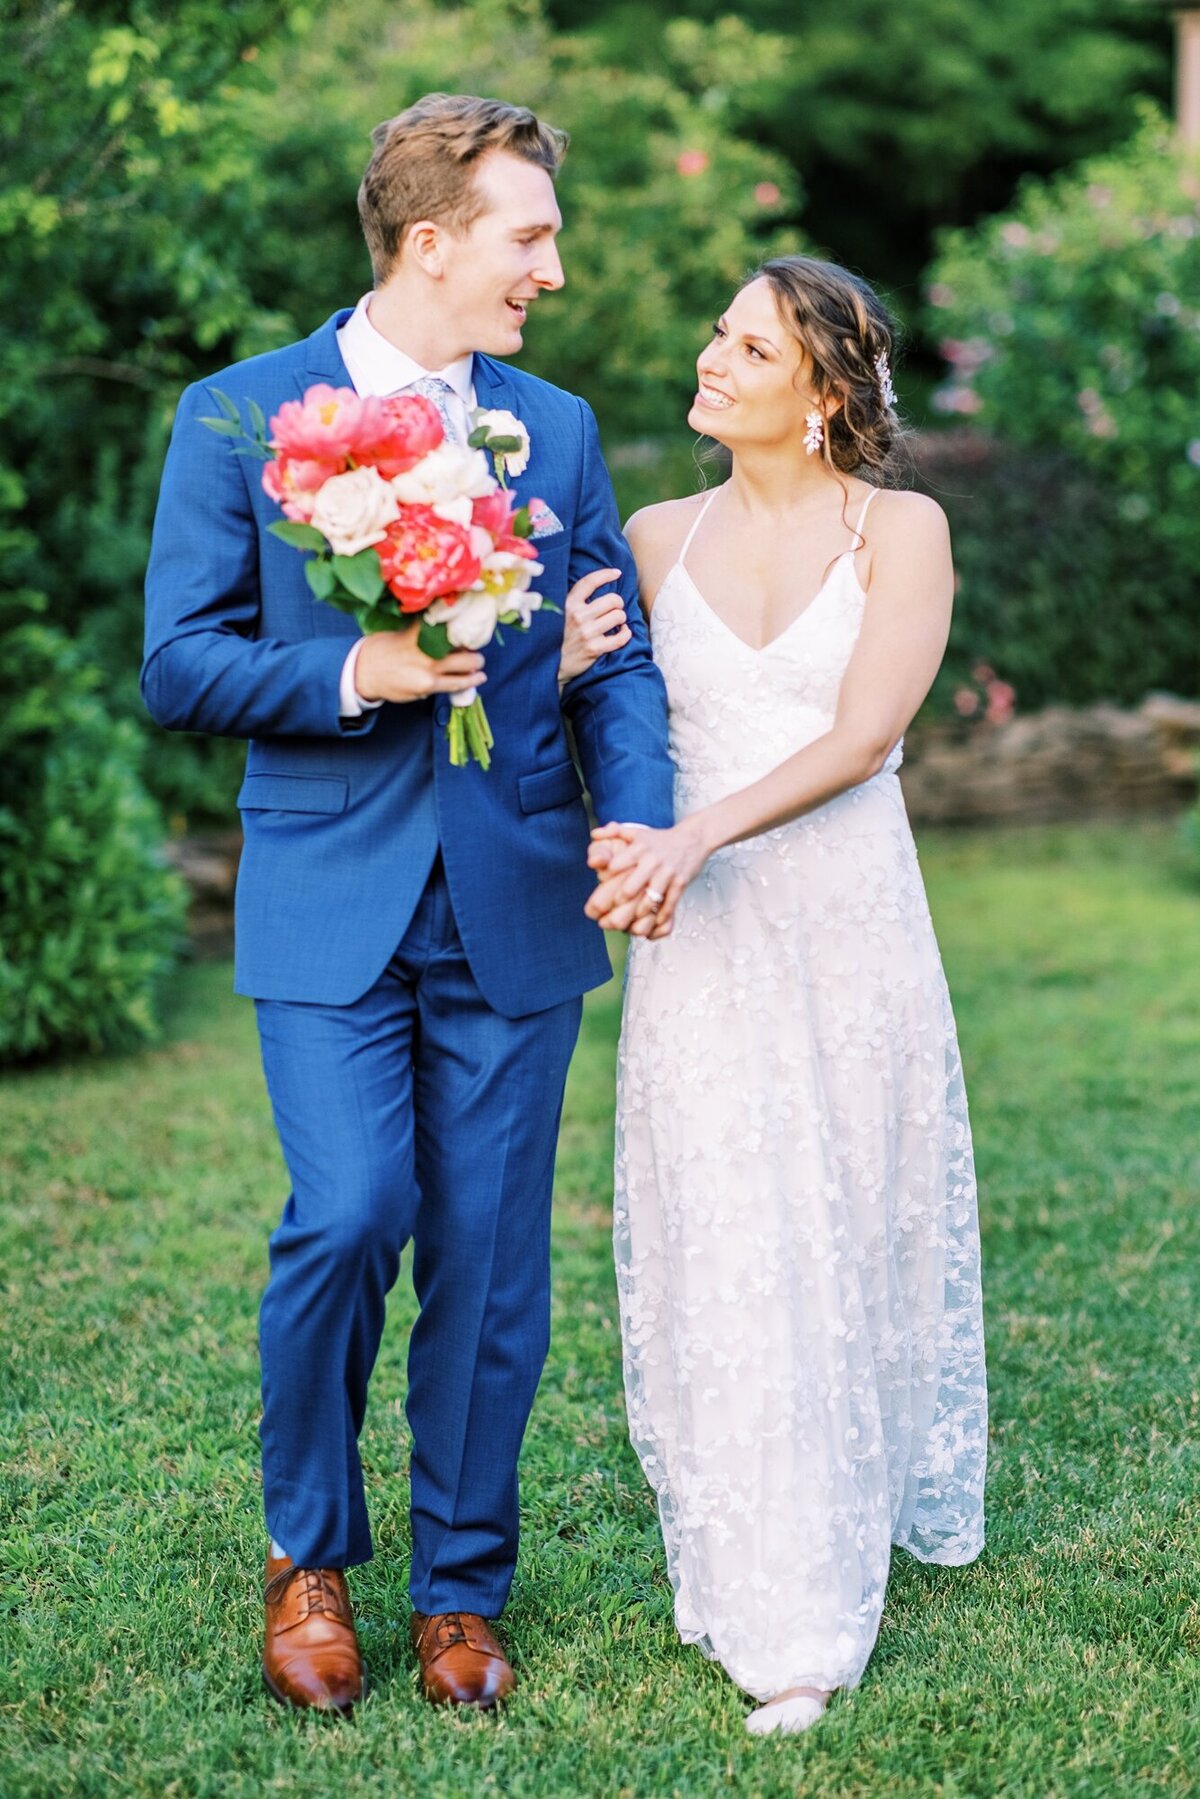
[376,506,482,612]
[471,488,539,559]
[357,394,445,479]
[262,453,340,521]
[269,383,385,466]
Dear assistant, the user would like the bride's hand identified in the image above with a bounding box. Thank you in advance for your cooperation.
[558,569,631,684]
[585,819,709,937]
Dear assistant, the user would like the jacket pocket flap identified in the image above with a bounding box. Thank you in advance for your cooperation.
[237,773,349,814]
[518,760,583,814]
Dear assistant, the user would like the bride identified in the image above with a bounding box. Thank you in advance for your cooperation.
[562,256,987,1736]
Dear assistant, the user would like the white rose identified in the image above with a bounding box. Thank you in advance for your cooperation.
[391,443,494,507]
[425,591,499,651]
[309,466,398,557]
[431,496,474,529]
[473,407,531,477]
[478,550,545,624]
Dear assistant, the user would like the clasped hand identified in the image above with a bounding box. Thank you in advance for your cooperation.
[585,818,709,939]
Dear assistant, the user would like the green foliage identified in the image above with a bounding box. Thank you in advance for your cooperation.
[0,595,187,1064]
[554,0,1170,317]
[238,0,803,438]
[924,110,1200,705]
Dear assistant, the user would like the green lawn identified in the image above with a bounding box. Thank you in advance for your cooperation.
[2,822,1198,1799]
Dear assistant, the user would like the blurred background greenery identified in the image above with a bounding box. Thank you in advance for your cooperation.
[2,0,1198,1058]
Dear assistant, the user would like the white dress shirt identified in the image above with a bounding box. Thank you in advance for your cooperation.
[334,294,477,718]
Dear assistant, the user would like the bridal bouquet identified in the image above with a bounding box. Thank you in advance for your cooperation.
[201,384,548,769]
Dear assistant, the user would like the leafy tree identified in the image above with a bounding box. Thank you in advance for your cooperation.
[548,0,1171,319]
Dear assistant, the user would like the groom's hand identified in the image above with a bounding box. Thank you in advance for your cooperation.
[356,633,485,705]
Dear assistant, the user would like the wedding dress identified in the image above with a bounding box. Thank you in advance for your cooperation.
[614,487,987,1702]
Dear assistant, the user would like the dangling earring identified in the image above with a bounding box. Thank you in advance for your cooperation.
[804,410,825,456]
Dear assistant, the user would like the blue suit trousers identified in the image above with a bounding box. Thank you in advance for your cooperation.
[255,856,582,1615]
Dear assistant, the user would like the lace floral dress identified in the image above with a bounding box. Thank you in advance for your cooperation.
[614,488,987,1701]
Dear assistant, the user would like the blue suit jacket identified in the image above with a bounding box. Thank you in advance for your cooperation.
[143,310,674,1017]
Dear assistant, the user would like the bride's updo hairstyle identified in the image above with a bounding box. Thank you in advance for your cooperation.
[752,256,902,477]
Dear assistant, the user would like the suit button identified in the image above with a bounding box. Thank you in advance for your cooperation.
[434,700,450,728]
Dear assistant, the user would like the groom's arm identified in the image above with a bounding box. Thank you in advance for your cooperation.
[559,397,674,829]
[142,381,378,741]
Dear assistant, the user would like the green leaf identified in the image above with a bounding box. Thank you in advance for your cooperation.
[512,508,534,538]
[331,551,385,604]
[198,416,245,437]
[268,520,326,551]
[467,426,492,449]
[246,398,267,441]
[208,386,241,423]
[232,443,273,462]
[488,435,523,453]
[304,558,337,601]
[418,619,453,659]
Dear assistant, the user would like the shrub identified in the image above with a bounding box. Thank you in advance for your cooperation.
[0,596,187,1063]
[923,107,1200,707]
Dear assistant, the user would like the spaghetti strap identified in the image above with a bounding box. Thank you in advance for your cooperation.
[853,487,879,540]
[677,487,721,568]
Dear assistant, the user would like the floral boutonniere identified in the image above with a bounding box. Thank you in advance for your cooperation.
[469,408,531,487]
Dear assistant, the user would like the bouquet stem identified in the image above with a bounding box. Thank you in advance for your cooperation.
[447,694,495,770]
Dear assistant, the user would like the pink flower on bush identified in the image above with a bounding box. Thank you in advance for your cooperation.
[376,506,482,612]
[677,150,709,177]
[927,282,955,309]
[972,662,995,684]
[270,384,383,465]
[985,680,1016,725]
[358,394,445,479]
[754,181,781,206]
[262,454,339,522]
[955,688,980,717]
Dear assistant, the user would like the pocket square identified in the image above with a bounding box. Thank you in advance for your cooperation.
[530,506,565,539]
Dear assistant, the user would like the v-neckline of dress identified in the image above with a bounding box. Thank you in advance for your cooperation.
[671,552,864,656]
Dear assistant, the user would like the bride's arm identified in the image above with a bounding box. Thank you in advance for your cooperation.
[587,492,953,936]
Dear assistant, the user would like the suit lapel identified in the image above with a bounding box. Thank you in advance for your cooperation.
[295,309,357,401]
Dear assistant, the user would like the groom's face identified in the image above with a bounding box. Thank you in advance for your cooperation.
[436,150,565,356]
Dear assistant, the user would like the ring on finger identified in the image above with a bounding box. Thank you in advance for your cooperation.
[645,887,665,909]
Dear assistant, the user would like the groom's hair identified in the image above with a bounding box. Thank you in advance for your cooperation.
[358,94,568,281]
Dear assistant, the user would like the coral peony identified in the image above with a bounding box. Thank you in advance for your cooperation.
[270,383,385,465]
[376,506,483,612]
[357,394,445,479]
[262,454,340,522]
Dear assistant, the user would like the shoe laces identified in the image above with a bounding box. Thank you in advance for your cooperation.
[266,1564,350,1625]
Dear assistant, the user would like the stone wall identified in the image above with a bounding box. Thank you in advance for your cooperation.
[900,693,1200,825]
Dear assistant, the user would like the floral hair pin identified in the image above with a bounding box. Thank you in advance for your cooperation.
[875,351,897,409]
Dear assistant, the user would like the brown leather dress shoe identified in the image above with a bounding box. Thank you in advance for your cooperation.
[262,1554,366,1714]
[411,1610,516,1709]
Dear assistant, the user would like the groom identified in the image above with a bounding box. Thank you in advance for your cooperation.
[143,94,673,1714]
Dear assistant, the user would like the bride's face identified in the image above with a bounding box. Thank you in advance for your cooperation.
[689,277,819,450]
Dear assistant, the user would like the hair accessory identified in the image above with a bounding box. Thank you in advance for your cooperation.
[804,410,825,456]
[874,351,897,409]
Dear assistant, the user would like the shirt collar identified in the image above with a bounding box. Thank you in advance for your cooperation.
[337,293,475,402]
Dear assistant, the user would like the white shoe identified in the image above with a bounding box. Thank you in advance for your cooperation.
[745,1693,828,1736]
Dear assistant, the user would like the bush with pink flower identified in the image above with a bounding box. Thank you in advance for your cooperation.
[924,108,1200,708]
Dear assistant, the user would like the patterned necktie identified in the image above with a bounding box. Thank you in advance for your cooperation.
[407,374,461,446]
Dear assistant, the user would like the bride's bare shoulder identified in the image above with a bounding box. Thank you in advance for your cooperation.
[624,494,712,611]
